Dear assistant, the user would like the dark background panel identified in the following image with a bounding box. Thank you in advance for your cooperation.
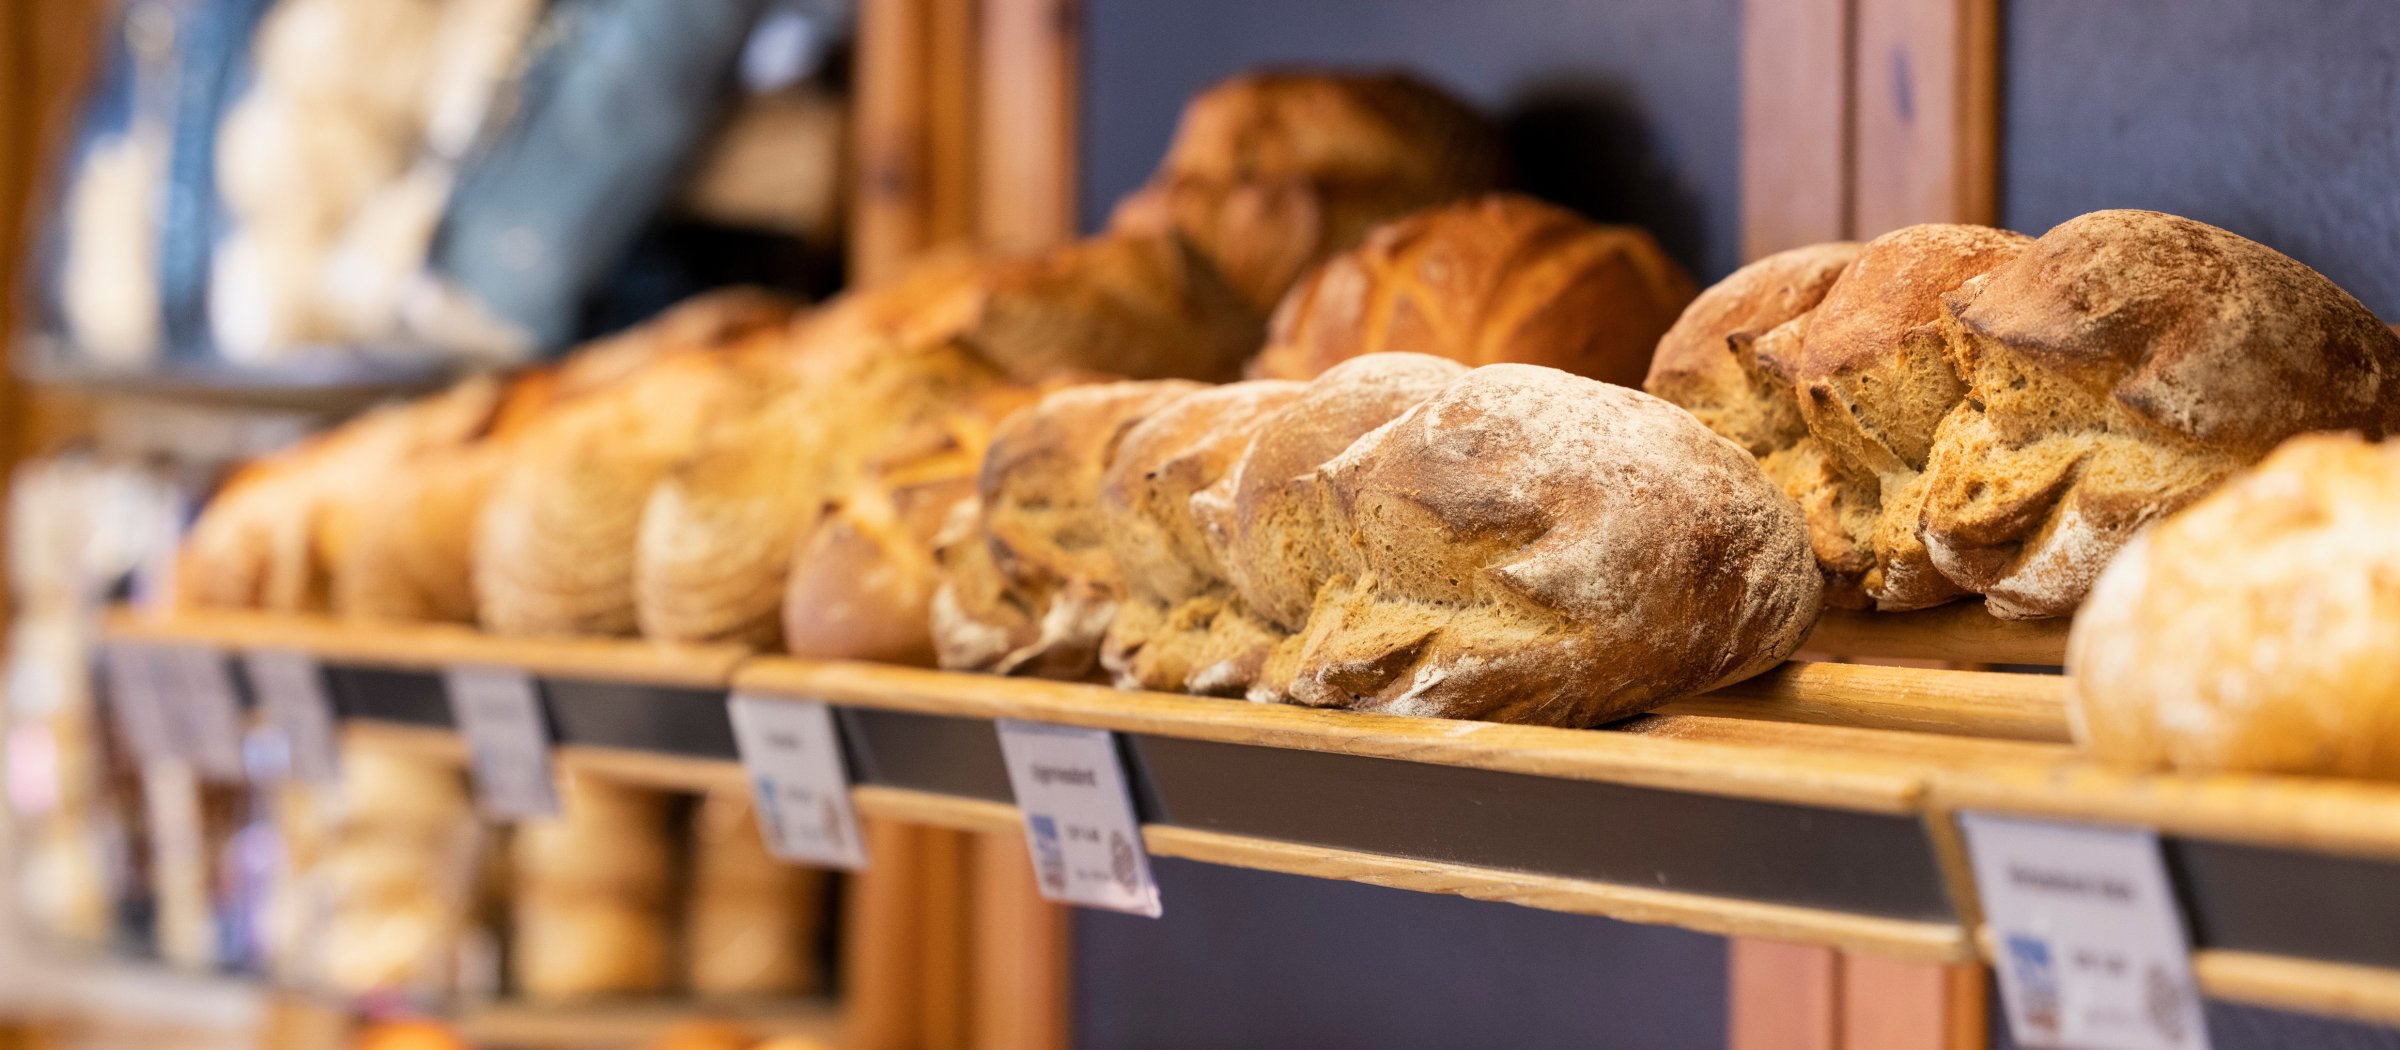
[2002,0,2400,318]
[1080,0,1744,281]
[1074,859,1727,1050]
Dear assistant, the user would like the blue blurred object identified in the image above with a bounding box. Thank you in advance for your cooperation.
[428,0,768,353]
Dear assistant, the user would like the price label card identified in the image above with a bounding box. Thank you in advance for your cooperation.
[100,642,176,764]
[726,695,867,870]
[158,644,249,782]
[444,666,559,819]
[243,649,341,786]
[1962,813,2211,1050]
[996,720,1160,916]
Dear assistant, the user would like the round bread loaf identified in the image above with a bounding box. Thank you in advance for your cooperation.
[1107,69,1501,312]
[1925,209,2400,618]
[1644,242,1861,458]
[2068,433,2400,778]
[1097,380,1304,693]
[930,380,1204,677]
[1246,364,1821,725]
[1247,195,1697,386]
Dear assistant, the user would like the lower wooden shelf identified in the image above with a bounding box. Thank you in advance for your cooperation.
[95,608,2400,1026]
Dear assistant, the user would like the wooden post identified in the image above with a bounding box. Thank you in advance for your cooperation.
[969,833,1070,1050]
[1740,0,1854,259]
[975,0,1080,254]
[1730,939,1841,1050]
[1847,0,2000,235]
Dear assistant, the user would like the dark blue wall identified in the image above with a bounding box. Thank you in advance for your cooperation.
[1079,0,1745,282]
[2001,0,2400,319]
[1074,859,1727,1050]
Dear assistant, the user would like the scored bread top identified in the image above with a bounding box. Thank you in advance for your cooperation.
[1644,241,1862,458]
[1248,195,1696,386]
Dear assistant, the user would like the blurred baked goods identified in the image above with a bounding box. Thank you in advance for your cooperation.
[2069,433,2400,779]
[508,775,675,1000]
[684,792,829,998]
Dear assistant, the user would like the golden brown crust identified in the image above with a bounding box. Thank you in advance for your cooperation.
[1095,381,1304,693]
[1644,242,1862,457]
[2068,433,2400,779]
[1243,365,1821,725]
[1248,195,1696,386]
[964,231,1263,383]
[1108,69,1502,312]
[930,381,1206,677]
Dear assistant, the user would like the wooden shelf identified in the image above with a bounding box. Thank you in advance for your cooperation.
[96,607,2400,1024]
[455,996,841,1049]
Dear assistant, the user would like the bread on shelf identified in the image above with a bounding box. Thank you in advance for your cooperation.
[931,380,1205,678]
[507,775,676,1000]
[1649,209,2400,619]
[1248,194,1697,385]
[1109,69,1503,313]
[2068,433,2400,779]
[684,792,829,998]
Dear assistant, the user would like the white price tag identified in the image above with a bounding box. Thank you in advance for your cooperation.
[1962,813,2210,1050]
[243,649,341,786]
[726,695,867,870]
[158,644,249,782]
[996,720,1159,916]
[444,666,559,819]
[101,642,176,764]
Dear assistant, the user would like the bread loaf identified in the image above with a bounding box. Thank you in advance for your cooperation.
[508,775,675,1000]
[478,349,788,637]
[931,381,1205,677]
[1234,364,1821,724]
[181,375,507,613]
[1248,195,1696,386]
[782,383,1043,664]
[965,231,1263,383]
[1096,380,1304,693]
[1108,69,1502,312]
[2068,433,2400,779]
[1924,210,2400,617]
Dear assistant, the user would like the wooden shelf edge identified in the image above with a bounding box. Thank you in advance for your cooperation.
[1142,826,1974,964]
[854,786,1022,836]
[1803,605,2069,666]
[108,608,748,689]
[451,995,842,1049]
[1926,765,2400,863]
[2194,950,2400,1028]
[742,658,1949,814]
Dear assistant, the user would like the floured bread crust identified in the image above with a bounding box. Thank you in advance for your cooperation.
[1241,365,1821,725]
[2069,433,2400,779]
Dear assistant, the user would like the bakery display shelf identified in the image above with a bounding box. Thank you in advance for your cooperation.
[17,336,466,409]
[101,606,2400,1024]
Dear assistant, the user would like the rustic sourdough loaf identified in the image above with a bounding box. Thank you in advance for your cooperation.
[1652,210,2400,619]
[1096,380,1304,693]
[1924,209,2400,617]
[930,381,1204,678]
[2068,433,2400,779]
[1239,364,1822,725]
[1249,195,1696,386]
[1108,69,1502,313]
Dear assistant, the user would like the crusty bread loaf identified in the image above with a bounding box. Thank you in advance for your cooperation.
[930,381,1205,678]
[2068,433,2400,779]
[181,375,507,613]
[509,775,675,1000]
[1924,210,2400,618]
[1248,195,1696,386]
[781,383,1043,664]
[478,349,789,637]
[1096,380,1304,693]
[1108,69,1501,312]
[1238,365,1822,724]
[1652,210,2400,620]
[965,231,1263,383]
[320,289,798,623]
